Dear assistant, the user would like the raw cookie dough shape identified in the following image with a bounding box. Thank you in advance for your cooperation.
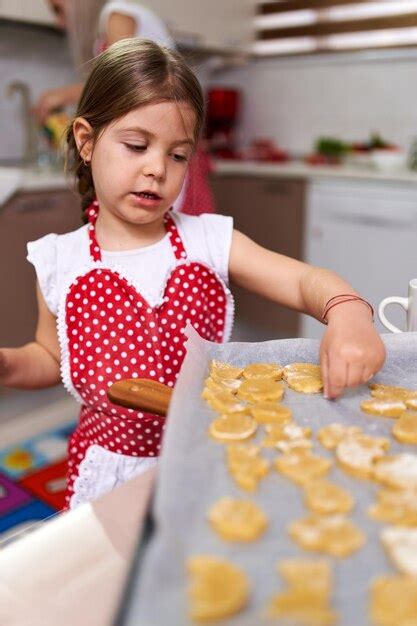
[202,388,248,415]
[204,376,241,395]
[237,379,285,403]
[392,411,417,444]
[317,423,363,450]
[372,453,417,489]
[187,554,250,622]
[370,574,417,626]
[249,402,292,425]
[283,363,323,394]
[267,559,338,626]
[209,414,257,444]
[242,362,283,380]
[370,383,417,402]
[227,443,270,492]
[289,514,365,558]
[209,359,243,381]
[304,478,354,515]
[208,497,268,542]
[361,398,406,418]
[336,433,389,479]
[263,422,312,451]
[380,526,417,575]
[369,487,417,526]
[274,449,332,485]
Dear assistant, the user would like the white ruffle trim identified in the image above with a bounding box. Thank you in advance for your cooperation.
[69,444,158,509]
[57,257,234,401]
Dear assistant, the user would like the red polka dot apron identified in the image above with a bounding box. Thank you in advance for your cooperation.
[63,201,232,508]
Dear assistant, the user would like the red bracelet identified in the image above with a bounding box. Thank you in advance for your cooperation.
[321,294,374,325]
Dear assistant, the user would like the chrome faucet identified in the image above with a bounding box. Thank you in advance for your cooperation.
[6,81,38,164]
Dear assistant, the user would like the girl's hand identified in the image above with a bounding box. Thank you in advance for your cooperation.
[320,303,386,399]
[0,350,10,385]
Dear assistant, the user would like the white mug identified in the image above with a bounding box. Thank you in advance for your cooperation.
[379,279,417,333]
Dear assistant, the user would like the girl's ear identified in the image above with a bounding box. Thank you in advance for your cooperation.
[73,117,94,163]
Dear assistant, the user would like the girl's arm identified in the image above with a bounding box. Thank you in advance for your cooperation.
[0,283,61,389]
[229,230,386,399]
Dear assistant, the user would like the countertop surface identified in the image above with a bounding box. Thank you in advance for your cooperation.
[0,166,69,206]
[212,158,417,185]
[2,159,417,208]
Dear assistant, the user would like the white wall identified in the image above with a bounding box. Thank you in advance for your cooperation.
[210,50,417,155]
[0,22,76,161]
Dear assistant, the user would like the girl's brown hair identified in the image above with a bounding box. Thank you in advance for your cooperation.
[66,38,205,214]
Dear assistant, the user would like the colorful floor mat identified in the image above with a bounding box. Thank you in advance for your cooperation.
[0,420,76,545]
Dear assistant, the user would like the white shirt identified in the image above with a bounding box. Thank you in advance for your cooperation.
[27,212,233,317]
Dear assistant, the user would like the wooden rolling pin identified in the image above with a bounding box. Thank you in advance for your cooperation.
[108,379,172,416]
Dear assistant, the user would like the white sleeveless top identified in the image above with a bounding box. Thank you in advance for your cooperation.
[97,1,175,50]
[27,212,234,321]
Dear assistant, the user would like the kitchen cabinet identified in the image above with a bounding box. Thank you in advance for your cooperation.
[210,174,306,342]
[0,0,55,26]
[302,179,417,338]
[0,189,82,347]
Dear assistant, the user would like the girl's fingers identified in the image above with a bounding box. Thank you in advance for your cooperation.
[326,354,348,399]
[346,362,366,389]
[320,350,329,399]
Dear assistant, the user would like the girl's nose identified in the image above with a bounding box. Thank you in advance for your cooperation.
[142,152,166,179]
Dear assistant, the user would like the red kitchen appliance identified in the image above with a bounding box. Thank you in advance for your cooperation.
[205,88,241,158]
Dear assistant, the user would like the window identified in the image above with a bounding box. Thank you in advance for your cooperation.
[254,1,417,57]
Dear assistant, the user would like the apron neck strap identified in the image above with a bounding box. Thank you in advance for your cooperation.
[86,201,187,262]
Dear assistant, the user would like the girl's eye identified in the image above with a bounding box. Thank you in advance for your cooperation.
[124,143,146,152]
[172,153,188,162]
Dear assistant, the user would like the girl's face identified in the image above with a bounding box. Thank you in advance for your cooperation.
[75,101,196,228]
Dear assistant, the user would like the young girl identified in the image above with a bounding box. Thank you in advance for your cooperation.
[1,39,385,509]
[35,0,215,216]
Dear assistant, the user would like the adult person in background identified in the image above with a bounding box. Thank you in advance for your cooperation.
[34,0,215,216]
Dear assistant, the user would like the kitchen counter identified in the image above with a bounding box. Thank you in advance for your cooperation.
[0,467,156,626]
[0,166,69,206]
[213,158,417,186]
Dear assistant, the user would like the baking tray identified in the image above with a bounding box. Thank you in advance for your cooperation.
[117,326,417,626]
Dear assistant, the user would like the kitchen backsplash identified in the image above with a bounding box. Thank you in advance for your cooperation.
[212,51,417,155]
[0,21,76,161]
[2,18,417,160]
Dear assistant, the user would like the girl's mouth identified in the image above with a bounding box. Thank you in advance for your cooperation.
[130,191,163,208]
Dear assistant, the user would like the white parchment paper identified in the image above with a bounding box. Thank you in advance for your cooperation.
[123,326,417,626]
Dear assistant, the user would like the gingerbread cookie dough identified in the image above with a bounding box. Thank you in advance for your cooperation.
[369,487,417,526]
[317,423,363,450]
[242,362,283,380]
[336,433,389,479]
[208,497,268,542]
[249,402,292,425]
[392,411,417,444]
[202,388,248,415]
[274,449,332,485]
[289,514,365,558]
[187,554,250,622]
[227,443,270,492]
[237,378,285,403]
[209,414,257,444]
[381,526,417,576]
[209,359,243,381]
[204,376,241,395]
[283,363,323,394]
[263,422,312,451]
[361,398,406,419]
[304,479,354,515]
[267,559,338,626]
[370,574,417,626]
[372,453,417,489]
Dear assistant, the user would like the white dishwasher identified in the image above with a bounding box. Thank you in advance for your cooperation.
[301,178,417,338]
